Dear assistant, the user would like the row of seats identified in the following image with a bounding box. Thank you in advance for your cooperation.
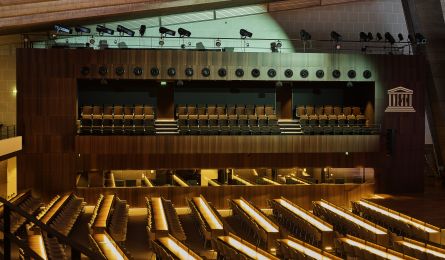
[230,200,270,248]
[188,199,213,248]
[300,114,367,127]
[28,195,60,231]
[48,194,85,236]
[80,104,155,134]
[212,235,253,260]
[108,197,129,242]
[162,198,187,241]
[302,125,380,135]
[43,232,68,260]
[88,194,104,230]
[352,200,440,244]
[0,191,42,235]
[179,122,281,135]
[177,104,277,119]
[269,200,323,247]
[296,105,362,117]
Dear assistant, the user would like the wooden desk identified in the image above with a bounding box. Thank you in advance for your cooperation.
[192,196,223,236]
[41,194,70,225]
[218,234,279,260]
[232,198,279,250]
[274,198,334,250]
[28,235,47,260]
[94,194,114,231]
[93,232,129,260]
[157,235,202,260]
[280,236,341,260]
[151,197,168,232]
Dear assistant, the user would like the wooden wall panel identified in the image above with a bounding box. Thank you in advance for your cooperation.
[75,183,375,208]
[16,48,426,198]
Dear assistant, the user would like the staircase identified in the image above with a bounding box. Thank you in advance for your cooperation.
[278,119,303,135]
[155,119,179,135]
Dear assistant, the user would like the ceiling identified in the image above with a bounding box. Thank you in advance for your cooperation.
[0,0,361,35]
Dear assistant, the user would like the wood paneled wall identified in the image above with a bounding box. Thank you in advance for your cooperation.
[16,49,426,197]
[75,183,375,208]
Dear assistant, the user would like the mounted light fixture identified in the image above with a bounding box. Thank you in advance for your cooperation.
[359,32,368,42]
[367,32,373,41]
[54,24,72,34]
[117,25,135,37]
[96,25,114,35]
[376,32,383,41]
[178,28,191,37]
[384,32,396,45]
[159,26,175,36]
[240,29,252,38]
[139,25,146,36]
[415,33,427,44]
[300,29,311,41]
[331,31,342,42]
[397,33,404,42]
[75,26,90,34]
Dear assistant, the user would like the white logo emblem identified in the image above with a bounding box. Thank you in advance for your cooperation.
[385,86,415,113]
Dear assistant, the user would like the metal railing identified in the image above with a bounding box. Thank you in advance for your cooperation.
[0,125,16,140]
[0,196,105,260]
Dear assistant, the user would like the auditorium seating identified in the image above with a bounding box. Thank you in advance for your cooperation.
[278,235,341,259]
[352,199,443,245]
[392,236,445,259]
[90,231,131,259]
[152,234,202,260]
[313,199,389,246]
[230,197,280,250]
[177,104,280,135]
[0,191,41,235]
[214,232,279,259]
[80,104,156,135]
[296,105,376,135]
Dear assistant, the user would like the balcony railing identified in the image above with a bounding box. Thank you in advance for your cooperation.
[0,125,16,140]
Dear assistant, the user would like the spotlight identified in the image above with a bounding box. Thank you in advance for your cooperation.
[96,25,114,35]
[159,39,164,46]
[300,29,311,41]
[74,26,90,34]
[215,38,221,47]
[408,34,415,44]
[415,33,427,44]
[270,42,278,52]
[384,32,396,45]
[240,29,252,38]
[376,32,383,41]
[117,25,135,37]
[359,32,368,42]
[397,33,404,42]
[139,25,146,36]
[276,40,282,48]
[367,32,373,41]
[178,28,191,37]
[54,24,72,34]
[159,26,175,36]
[331,31,342,42]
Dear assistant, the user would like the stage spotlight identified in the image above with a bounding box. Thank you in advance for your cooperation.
[384,32,396,45]
[276,40,282,48]
[117,25,135,37]
[376,32,383,41]
[75,26,90,34]
[415,33,427,44]
[398,33,404,41]
[359,32,368,41]
[300,29,311,41]
[408,34,415,44]
[367,32,374,41]
[331,31,342,42]
[240,29,253,38]
[159,26,175,36]
[54,24,72,34]
[270,42,278,52]
[96,25,114,35]
[178,28,191,37]
[139,25,146,36]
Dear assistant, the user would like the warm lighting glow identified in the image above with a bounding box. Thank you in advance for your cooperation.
[235,199,279,232]
[152,197,168,230]
[208,179,220,186]
[399,241,445,258]
[173,174,189,187]
[232,175,253,186]
[319,201,386,235]
[358,201,438,233]
[342,238,404,260]
[194,197,223,230]
[277,199,332,231]
[262,177,281,185]
[221,236,274,260]
[158,237,199,260]
[94,234,125,260]
[283,239,332,260]
[29,235,47,258]
[12,88,17,96]
[289,177,311,185]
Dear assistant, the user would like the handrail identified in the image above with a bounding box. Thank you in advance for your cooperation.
[0,196,106,259]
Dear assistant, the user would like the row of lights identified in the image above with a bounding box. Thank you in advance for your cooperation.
[82,65,372,80]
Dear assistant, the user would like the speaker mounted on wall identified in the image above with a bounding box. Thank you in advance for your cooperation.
[348,70,356,79]
[150,67,159,77]
[80,66,90,76]
[363,70,372,79]
[185,67,193,77]
[251,68,260,78]
[133,67,143,76]
[316,70,325,79]
[332,69,341,78]
[201,67,210,77]
[98,66,108,76]
[235,68,244,77]
[284,69,293,78]
[218,68,227,77]
[167,67,176,77]
[115,66,125,76]
[267,69,277,78]
[300,69,309,78]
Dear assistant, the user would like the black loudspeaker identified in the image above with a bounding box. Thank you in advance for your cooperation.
[98,66,108,76]
[201,67,210,77]
[150,67,159,76]
[167,67,176,77]
[218,68,227,77]
[332,69,341,78]
[267,69,277,78]
[316,70,324,78]
[251,68,260,78]
[80,66,90,76]
[235,68,244,77]
[284,69,293,78]
[300,69,309,78]
[185,67,193,77]
[385,129,395,155]
[115,66,125,76]
[348,70,356,79]
[133,67,143,76]
[363,70,372,79]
